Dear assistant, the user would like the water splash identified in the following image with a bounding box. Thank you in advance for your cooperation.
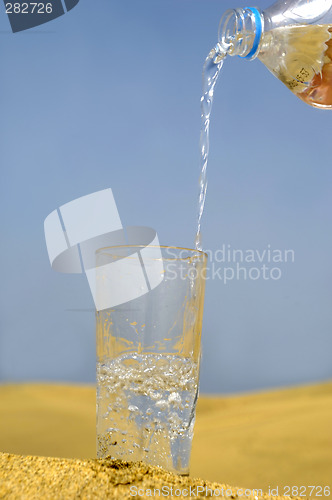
[195,44,227,251]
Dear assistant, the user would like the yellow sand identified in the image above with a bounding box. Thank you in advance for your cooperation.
[0,452,296,499]
[0,382,331,495]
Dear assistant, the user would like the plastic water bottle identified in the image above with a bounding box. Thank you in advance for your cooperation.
[214,0,332,108]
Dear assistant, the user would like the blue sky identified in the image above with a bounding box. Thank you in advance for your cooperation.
[0,0,331,393]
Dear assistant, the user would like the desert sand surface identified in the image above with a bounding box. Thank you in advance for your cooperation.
[0,452,293,499]
[0,382,331,497]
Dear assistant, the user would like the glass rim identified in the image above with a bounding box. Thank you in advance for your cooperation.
[95,244,208,260]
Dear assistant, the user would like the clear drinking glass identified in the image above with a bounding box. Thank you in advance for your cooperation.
[96,245,207,475]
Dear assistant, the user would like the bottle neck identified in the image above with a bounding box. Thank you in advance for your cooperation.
[217,7,264,60]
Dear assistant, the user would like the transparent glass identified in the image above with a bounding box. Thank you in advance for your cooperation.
[96,246,207,475]
[217,0,332,108]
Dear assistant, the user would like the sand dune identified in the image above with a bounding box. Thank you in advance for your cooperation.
[191,382,332,491]
[0,382,331,496]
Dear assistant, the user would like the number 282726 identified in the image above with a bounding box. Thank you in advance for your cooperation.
[6,3,53,14]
